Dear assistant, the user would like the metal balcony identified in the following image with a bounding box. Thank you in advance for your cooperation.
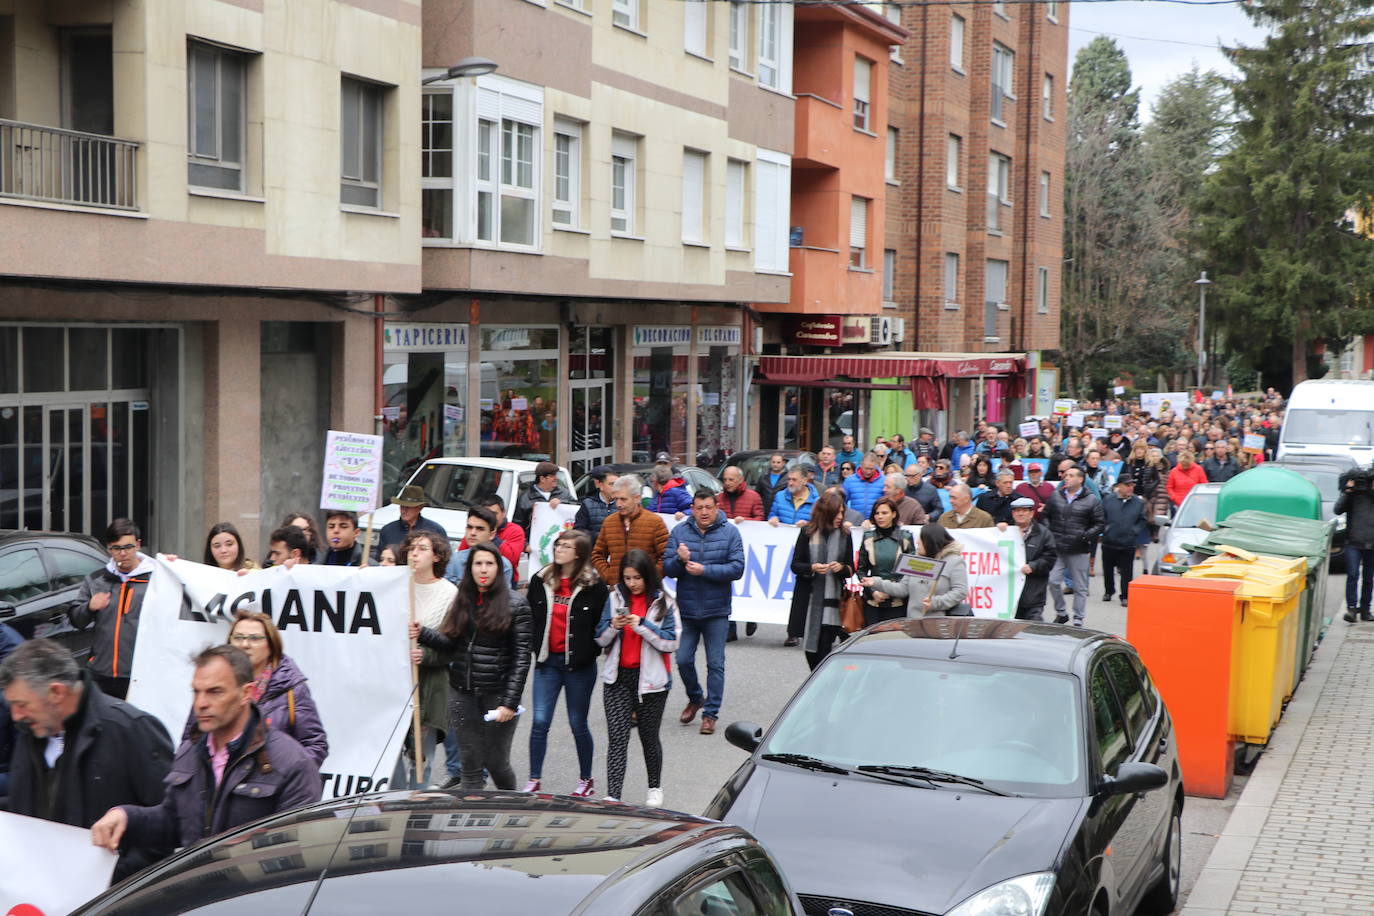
[0,119,140,211]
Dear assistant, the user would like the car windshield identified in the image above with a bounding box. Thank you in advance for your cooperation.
[1279,465,1341,502]
[763,654,1084,796]
[1283,408,1374,446]
[409,463,506,511]
[1174,490,1218,529]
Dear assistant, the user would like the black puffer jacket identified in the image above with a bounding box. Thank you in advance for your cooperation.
[1336,486,1374,551]
[1124,460,1161,502]
[527,566,610,670]
[1042,487,1105,555]
[420,591,533,710]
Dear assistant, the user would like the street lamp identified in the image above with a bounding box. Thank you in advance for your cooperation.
[1195,271,1212,391]
[421,57,499,85]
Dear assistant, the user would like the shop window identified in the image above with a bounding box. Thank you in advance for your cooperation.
[480,327,559,460]
[381,323,469,497]
[632,327,691,462]
[696,327,742,467]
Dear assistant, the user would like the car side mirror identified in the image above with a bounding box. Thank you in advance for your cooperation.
[725,721,763,753]
[1099,761,1168,797]
[1153,515,1171,528]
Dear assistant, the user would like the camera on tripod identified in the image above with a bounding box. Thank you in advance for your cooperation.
[1340,466,1374,493]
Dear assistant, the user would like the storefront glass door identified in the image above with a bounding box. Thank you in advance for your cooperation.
[569,327,615,480]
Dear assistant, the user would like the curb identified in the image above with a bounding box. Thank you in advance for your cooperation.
[1176,617,1346,915]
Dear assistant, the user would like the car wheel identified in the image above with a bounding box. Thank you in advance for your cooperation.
[1138,802,1181,915]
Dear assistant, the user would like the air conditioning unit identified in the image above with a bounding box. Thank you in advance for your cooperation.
[891,317,906,343]
[869,316,894,347]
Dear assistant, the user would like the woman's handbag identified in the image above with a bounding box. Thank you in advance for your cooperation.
[839,578,866,633]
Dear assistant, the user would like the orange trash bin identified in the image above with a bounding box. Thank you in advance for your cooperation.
[1126,574,1242,799]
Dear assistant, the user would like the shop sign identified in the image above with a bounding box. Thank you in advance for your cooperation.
[841,317,873,343]
[633,326,692,347]
[384,323,468,353]
[784,316,842,347]
[697,325,742,346]
[943,357,1021,378]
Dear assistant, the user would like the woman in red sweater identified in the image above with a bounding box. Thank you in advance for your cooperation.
[1166,450,1209,508]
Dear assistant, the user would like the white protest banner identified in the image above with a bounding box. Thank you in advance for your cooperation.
[1099,459,1123,486]
[129,559,412,799]
[320,430,384,512]
[670,520,1026,624]
[0,812,116,913]
[526,501,580,580]
[1052,398,1075,416]
[1140,392,1188,417]
[1104,415,1123,430]
[1018,421,1041,437]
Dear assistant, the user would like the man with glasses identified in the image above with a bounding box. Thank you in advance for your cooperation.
[904,462,942,517]
[68,519,156,700]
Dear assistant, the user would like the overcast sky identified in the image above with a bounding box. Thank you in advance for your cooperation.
[1066,1,1268,119]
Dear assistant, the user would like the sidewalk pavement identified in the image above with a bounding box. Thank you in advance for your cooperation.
[1179,617,1374,915]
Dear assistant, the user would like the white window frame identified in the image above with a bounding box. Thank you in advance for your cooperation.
[612,0,639,32]
[987,153,1010,233]
[985,258,1009,340]
[885,3,903,63]
[853,55,873,132]
[883,248,896,302]
[187,39,247,192]
[944,252,960,308]
[552,118,582,229]
[681,148,707,244]
[611,131,638,235]
[950,14,965,72]
[886,126,898,183]
[756,2,791,93]
[946,134,962,191]
[1036,266,1050,314]
[421,89,455,240]
[341,75,385,209]
[1043,74,1055,121]
[1039,171,1051,218]
[684,0,708,57]
[725,158,748,249]
[992,43,1015,124]
[993,0,1008,18]
[1047,1,1060,23]
[754,148,791,273]
[849,195,870,269]
[729,1,749,71]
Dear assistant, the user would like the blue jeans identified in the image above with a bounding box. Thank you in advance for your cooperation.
[444,724,462,780]
[529,654,597,780]
[677,615,729,720]
[1346,546,1374,612]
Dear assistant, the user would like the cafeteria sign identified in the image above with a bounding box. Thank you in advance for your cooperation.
[320,430,384,512]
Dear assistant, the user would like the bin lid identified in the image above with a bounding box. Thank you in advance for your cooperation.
[1217,466,1322,522]
[1209,547,1307,576]
[1183,558,1305,599]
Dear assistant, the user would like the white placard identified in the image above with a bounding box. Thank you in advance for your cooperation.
[1140,392,1188,417]
[1113,385,1125,395]
[320,430,384,513]
[1104,415,1123,430]
[0,812,117,912]
[1018,421,1041,437]
[1066,412,1085,428]
[1088,428,1109,440]
[511,397,529,411]
[1053,398,1075,416]
[525,502,580,581]
[130,560,412,798]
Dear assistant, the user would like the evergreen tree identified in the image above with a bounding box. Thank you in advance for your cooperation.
[1198,0,1374,386]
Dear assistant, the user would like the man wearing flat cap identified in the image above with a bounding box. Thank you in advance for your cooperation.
[1100,474,1150,607]
[1000,496,1057,621]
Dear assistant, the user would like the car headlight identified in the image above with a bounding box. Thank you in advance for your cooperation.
[947,873,1056,916]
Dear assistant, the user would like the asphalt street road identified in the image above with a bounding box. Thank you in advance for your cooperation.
[436,563,1347,913]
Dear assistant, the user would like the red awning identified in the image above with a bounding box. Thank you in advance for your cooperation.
[757,354,1025,381]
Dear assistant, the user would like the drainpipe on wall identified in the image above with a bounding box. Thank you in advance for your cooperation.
[1017,8,1037,353]
[912,2,929,351]
[374,293,385,437]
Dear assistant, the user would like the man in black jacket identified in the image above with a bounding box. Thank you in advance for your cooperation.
[573,466,620,537]
[1002,497,1058,621]
[1336,467,1374,622]
[67,518,155,699]
[1,638,172,880]
[1100,475,1150,607]
[1043,467,1105,627]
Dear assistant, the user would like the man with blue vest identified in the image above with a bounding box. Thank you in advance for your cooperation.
[768,468,818,527]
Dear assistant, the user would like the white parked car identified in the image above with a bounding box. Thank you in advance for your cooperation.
[364,457,575,547]
[1151,482,1223,574]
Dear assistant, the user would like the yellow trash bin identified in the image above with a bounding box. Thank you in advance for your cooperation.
[1183,556,1304,745]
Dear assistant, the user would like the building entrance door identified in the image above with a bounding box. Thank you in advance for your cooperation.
[568,327,615,479]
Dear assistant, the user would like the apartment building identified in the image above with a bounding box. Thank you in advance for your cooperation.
[0,0,797,552]
[884,0,1068,431]
[402,0,794,483]
[0,0,419,553]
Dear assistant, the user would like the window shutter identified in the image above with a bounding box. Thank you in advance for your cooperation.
[755,160,777,270]
[685,0,707,56]
[726,160,745,247]
[682,150,705,241]
[849,197,867,250]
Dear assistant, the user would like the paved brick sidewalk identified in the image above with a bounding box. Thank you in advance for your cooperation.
[1180,619,1374,915]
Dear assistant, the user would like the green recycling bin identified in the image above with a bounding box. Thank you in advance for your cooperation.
[1217,466,1323,523]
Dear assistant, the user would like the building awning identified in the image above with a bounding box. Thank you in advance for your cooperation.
[756,352,1027,382]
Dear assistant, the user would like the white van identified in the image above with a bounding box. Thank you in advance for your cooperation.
[1277,379,1374,465]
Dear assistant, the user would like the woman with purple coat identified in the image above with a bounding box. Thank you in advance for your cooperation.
[182,610,329,766]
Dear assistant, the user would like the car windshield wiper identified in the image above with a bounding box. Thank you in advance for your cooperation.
[760,753,850,775]
[760,754,931,789]
[856,764,1014,796]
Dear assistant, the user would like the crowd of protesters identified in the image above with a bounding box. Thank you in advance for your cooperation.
[0,388,1296,891]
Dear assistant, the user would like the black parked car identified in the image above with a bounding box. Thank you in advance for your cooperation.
[1269,456,1353,569]
[573,462,721,502]
[708,617,1182,916]
[0,530,107,659]
[75,793,802,915]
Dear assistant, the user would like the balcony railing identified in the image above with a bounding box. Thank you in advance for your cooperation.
[0,119,140,211]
